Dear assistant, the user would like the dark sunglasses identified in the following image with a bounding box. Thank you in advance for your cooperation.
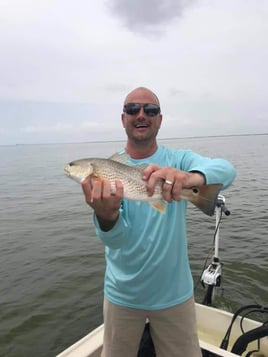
[123,103,161,117]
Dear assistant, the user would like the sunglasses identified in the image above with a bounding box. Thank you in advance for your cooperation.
[123,103,161,117]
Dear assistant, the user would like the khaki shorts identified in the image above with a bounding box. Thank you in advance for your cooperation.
[101,296,202,357]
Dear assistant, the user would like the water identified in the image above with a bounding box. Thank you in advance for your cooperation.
[0,135,267,357]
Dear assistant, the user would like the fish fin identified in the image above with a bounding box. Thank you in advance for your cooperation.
[109,152,148,171]
[186,184,222,216]
[109,151,130,165]
[149,200,166,213]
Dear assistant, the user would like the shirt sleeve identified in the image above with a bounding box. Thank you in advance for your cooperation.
[93,208,129,249]
[180,150,236,190]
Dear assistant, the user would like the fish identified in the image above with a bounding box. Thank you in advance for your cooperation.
[64,152,222,216]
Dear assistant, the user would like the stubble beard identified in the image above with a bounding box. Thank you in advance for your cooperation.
[127,127,159,147]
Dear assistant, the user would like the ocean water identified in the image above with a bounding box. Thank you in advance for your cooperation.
[0,135,267,357]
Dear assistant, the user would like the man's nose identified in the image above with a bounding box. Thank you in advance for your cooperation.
[137,106,145,117]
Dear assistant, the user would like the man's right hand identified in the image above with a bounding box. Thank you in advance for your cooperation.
[81,177,123,231]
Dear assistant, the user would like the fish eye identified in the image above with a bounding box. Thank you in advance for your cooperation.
[192,188,199,194]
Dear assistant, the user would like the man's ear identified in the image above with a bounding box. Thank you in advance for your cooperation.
[121,113,126,128]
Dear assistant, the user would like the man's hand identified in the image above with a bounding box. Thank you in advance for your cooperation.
[143,164,205,202]
[81,177,123,231]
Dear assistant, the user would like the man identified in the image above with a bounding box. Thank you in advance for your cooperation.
[81,87,236,357]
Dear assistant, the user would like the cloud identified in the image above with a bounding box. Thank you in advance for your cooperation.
[168,88,189,98]
[23,122,73,134]
[0,0,268,145]
[106,0,197,35]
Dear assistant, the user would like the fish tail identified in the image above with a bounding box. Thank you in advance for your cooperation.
[187,184,222,216]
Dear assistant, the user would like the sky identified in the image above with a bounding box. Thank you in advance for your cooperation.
[0,0,267,145]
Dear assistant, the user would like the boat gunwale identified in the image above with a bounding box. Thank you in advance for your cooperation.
[56,304,268,357]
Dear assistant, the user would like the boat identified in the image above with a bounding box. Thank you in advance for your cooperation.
[56,303,268,357]
[57,197,268,357]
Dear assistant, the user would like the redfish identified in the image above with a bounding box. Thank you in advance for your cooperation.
[64,153,222,215]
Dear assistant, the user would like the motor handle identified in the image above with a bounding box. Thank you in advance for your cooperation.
[216,195,231,216]
[222,204,231,216]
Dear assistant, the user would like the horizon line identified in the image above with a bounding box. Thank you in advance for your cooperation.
[1,132,267,147]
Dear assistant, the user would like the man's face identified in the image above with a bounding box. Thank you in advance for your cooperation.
[121,88,162,144]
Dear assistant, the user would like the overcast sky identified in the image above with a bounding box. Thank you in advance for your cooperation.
[0,0,267,145]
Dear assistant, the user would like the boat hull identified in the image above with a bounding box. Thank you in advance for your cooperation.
[57,303,268,357]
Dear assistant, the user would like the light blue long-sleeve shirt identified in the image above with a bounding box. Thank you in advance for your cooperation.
[94,146,236,310]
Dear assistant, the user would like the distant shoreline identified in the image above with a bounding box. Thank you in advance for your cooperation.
[1,132,267,147]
